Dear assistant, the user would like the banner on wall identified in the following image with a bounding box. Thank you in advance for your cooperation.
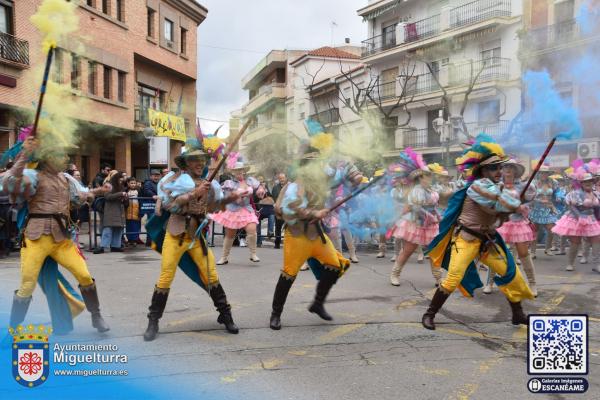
[148,109,186,142]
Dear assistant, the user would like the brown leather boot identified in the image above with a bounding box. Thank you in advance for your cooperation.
[421,288,450,330]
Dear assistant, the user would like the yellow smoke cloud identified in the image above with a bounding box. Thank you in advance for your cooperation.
[30,0,78,53]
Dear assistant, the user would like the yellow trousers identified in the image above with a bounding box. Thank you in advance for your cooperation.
[19,235,93,297]
[442,234,533,302]
[282,230,348,279]
[157,233,219,289]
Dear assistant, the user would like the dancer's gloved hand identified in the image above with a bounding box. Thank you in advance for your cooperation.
[313,208,329,220]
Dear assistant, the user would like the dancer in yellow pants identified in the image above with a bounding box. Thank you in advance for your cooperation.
[423,135,534,330]
[143,143,240,341]
[4,136,109,333]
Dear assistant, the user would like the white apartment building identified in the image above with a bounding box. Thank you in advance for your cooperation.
[286,46,365,149]
[357,0,523,164]
[237,49,307,154]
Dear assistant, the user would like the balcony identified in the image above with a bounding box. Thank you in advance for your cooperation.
[242,120,286,145]
[0,31,29,67]
[309,108,340,126]
[396,120,509,149]
[449,0,511,29]
[368,81,398,102]
[449,57,510,86]
[405,72,442,96]
[241,83,286,116]
[522,19,600,53]
[404,14,441,43]
[361,0,513,59]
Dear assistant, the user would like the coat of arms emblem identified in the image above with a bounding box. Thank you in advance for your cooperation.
[10,324,52,388]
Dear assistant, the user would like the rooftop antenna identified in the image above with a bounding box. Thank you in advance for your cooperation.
[330,21,338,46]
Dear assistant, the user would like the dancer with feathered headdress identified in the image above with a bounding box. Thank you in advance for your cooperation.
[423,134,534,330]
[388,148,443,287]
[551,162,600,273]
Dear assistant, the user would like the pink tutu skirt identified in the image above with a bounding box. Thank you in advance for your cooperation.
[210,208,258,229]
[497,220,535,243]
[393,220,438,246]
[552,215,600,237]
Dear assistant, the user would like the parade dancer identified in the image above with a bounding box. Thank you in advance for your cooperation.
[423,135,534,330]
[325,184,360,263]
[3,136,110,334]
[551,165,600,273]
[212,155,262,264]
[549,174,568,255]
[143,143,241,341]
[389,149,442,287]
[389,180,409,263]
[268,124,358,330]
[496,159,538,296]
[529,163,560,258]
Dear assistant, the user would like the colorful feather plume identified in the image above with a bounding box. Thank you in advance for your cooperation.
[226,152,240,170]
[455,134,506,182]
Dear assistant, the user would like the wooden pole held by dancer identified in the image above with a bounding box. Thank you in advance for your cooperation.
[206,117,255,182]
[31,47,55,138]
[520,137,556,201]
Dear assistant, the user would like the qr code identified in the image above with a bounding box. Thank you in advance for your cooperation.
[528,315,588,375]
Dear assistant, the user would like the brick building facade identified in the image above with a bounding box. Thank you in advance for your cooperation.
[0,0,206,182]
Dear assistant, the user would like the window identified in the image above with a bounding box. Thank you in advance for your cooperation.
[116,0,124,22]
[118,71,126,103]
[86,0,94,7]
[88,61,97,95]
[477,100,500,124]
[147,8,155,37]
[180,28,187,55]
[71,53,81,90]
[481,47,501,67]
[53,48,63,83]
[164,18,174,42]
[102,0,109,15]
[382,23,397,48]
[138,85,161,123]
[103,66,112,99]
[0,1,13,34]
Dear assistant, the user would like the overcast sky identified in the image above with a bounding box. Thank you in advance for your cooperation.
[195,0,367,136]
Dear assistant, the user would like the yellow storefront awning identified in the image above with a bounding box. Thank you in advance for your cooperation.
[148,109,186,142]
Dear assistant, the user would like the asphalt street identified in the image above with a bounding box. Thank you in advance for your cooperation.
[0,239,598,399]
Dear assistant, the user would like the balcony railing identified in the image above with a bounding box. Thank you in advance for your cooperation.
[450,0,511,29]
[362,0,511,58]
[404,14,441,43]
[522,19,599,52]
[398,120,509,149]
[404,72,442,96]
[0,31,29,66]
[449,57,510,86]
[361,24,398,57]
[309,108,340,126]
[368,81,397,102]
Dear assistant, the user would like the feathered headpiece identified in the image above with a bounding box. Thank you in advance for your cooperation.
[568,160,594,181]
[455,134,506,182]
[304,118,334,157]
[586,159,600,176]
[427,163,449,176]
[388,148,430,182]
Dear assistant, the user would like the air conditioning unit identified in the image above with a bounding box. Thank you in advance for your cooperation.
[577,142,599,159]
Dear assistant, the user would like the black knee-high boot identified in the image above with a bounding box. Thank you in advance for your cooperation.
[79,280,110,333]
[508,299,528,325]
[209,284,239,334]
[9,291,32,328]
[144,286,170,341]
[308,268,339,321]
[421,288,450,330]
[270,275,294,330]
